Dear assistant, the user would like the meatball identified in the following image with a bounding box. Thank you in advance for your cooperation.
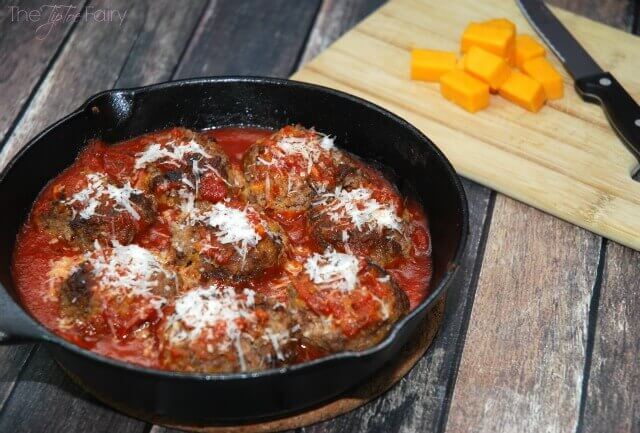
[309,160,410,267]
[134,128,242,209]
[160,285,298,373]
[59,262,96,324]
[288,249,409,352]
[56,243,177,338]
[38,172,156,250]
[171,200,285,283]
[242,125,341,212]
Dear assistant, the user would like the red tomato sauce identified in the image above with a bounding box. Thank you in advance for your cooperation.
[12,126,433,369]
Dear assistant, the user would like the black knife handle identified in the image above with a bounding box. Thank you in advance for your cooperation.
[575,72,640,162]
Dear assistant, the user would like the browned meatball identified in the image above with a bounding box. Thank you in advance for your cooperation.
[310,177,409,267]
[171,200,285,283]
[59,262,97,326]
[38,172,156,250]
[160,286,299,373]
[135,128,243,209]
[242,125,341,212]
[56,244,177,338]
[287,249,409,352]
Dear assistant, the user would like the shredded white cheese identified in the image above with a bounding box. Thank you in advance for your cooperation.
[64,173,143,220]
[277,137,320,174]
[257,131,334,175]
[371,293,390,320]
[192,202,262,263]
[165,285,257,369]
[87,241,173,302]
[134,139,211,169]
[319,134,335,150]
[166,285,255,342]
[304,248,360,293]
[314,187,402,232]
[205,203,262,259]
[262,328,290,361]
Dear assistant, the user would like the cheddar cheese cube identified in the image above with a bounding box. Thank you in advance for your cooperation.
[456,55,466,70]
[522,57,564,99]
[499,70,546,112]
[515,34,546,69]
[464,46,511,90]
[440,70,490,113]
[483,18,516,33]
[483,20,517,64]
[461,22,515,64]
[411,49,457,82]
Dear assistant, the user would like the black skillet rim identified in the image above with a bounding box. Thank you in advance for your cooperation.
[0,76,469,381]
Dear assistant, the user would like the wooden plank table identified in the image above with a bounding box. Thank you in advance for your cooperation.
[0,1,637,432]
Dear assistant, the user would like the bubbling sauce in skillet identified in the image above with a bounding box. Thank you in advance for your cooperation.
[12,125,432,372]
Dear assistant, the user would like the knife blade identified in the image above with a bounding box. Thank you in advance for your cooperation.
[516,0,640,165]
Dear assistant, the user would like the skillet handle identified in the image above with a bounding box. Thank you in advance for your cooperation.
[0,287,44,345]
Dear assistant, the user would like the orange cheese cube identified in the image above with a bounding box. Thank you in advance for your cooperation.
[440,70,490,113]
[456,55,466,70]
[515,34,546,68]
[499,70,546,112]
[464,46,511,90]
[483,18,516,33]
[411,49,457,81]
[461,23,515,64]
[522,57,564,99]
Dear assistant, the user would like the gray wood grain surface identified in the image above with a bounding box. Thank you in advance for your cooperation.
[445,197,602,433]
[0,0,85,140]
[173,0,321,79]
[0,1,638,433]
[0,345,145,433]
[0,0,207,168]
[548,0,635,29]
[298,0,385,65]
[582,241,640,433]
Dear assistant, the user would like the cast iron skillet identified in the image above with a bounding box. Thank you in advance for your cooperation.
[0,77,467,426]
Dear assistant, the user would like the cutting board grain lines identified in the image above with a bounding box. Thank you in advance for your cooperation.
[292,0,640,249]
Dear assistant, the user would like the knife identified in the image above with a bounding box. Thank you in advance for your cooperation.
[516,0,640,163]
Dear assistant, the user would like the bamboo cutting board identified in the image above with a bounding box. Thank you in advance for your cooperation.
[292,0,640,250]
